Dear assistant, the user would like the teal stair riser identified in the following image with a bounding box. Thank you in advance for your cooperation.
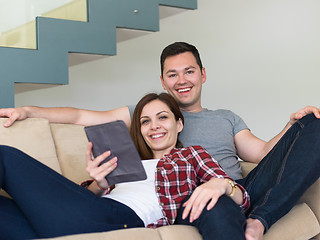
[0,0,197,108]
[38,17,117,55]
[159,0,197,9]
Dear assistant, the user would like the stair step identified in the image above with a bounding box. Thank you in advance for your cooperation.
[0,0,197,108]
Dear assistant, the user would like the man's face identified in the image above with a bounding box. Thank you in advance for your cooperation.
[160,52,206,113]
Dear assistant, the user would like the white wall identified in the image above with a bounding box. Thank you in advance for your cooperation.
[0,0,73,32]
[15,0,320,141]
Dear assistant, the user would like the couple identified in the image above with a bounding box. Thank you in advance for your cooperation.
[0,92,248,240]
[1,42,320,240]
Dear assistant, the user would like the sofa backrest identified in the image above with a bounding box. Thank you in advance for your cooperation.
[0,118,62,173]
[50,123,90,184]
[0,118,91,185]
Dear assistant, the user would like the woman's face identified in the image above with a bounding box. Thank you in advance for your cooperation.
[140,99,183,159]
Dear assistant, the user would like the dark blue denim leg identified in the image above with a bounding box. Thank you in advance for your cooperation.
[237,114,320,231]
[0,145,144,240]
[175,195,246,240]
[0,195,38,240]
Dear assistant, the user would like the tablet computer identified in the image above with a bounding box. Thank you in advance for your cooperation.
[84,120,147,185]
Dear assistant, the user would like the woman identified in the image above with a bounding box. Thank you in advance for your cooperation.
[130,93,250,237]
[0,93,249,240]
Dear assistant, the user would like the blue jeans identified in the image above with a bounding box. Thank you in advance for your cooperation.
[0,145,144,240]
[175,195,247,240]
[175,114,320,239]
[237,113,320,231]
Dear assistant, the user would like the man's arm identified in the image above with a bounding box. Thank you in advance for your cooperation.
[0,106,131,128]
[234,106,320,163]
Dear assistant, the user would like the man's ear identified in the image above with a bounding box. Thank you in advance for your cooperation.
[177,118,183,133]
[201,67,207,84]
[160,76,167,90]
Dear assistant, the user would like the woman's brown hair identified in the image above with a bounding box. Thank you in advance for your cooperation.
[130,93,184,160]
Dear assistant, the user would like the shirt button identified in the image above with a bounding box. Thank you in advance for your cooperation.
[157,167,161,171]
[157,187,160,191]
[161,202,164,206]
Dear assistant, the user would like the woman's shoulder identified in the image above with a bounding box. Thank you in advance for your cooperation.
[168,146,212,166]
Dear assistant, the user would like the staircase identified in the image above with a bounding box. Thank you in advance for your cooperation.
[0,0,197,108]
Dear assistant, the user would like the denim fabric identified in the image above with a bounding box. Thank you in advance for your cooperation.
[175,195,247,240]
[237,114,320,231]
[0,145,144,240]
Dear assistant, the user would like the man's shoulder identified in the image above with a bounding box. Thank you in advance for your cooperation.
[127,104,136,119]
[183,108,237,119]
[211,109,234,116]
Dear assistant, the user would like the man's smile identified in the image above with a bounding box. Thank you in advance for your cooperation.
[177,87,192,93]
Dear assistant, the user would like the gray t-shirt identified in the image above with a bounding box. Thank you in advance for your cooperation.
[128,106,248,180]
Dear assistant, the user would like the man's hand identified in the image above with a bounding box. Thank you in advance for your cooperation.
[0,107,28,127]
[182,178,227,223]
[290,106,320,126]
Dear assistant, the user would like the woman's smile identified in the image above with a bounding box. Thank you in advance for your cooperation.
[150,133,166,139]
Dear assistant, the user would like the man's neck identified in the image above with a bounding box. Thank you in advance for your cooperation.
[180,105,204,113]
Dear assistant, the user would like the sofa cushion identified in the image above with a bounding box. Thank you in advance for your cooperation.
[298,179,320,240]
[50,123,90,184]
[39,226,201,240]
[0,118,61,173]
[264,203,320,240]
[240,161,257,177]
[157,225,201,239]
[39,227,162,240]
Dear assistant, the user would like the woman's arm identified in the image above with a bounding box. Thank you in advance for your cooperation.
[181,178,244,223]
[182,146,249,223]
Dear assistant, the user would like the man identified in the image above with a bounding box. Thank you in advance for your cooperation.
[157,42,320,240]
[1,42,319,240]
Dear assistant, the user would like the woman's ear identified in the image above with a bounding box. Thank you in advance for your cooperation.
[177,118,183,133]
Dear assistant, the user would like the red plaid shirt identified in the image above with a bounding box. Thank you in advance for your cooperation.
[147,145,250,228]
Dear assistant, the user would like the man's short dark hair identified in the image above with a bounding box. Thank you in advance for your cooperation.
[160,42,203,77]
